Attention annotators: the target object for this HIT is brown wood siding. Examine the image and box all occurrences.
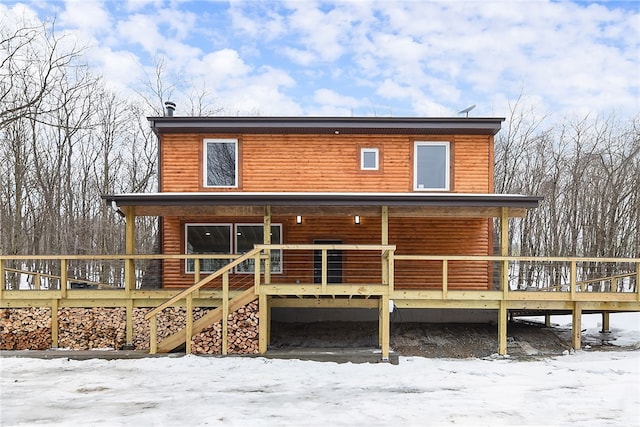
[161,215,490,290]
[453,135,491,193]
[160,133,492,193]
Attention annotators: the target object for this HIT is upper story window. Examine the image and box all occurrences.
[204,139,237,187]
[414,141,450,191]
[361,148,379,170]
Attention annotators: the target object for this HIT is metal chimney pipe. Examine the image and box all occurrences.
[164,101,176,117]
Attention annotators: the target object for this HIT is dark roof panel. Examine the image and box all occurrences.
[147,116,504,136]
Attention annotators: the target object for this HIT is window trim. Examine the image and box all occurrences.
[203,138,238,188]
[413,141,450,191]
[360,147,379,170]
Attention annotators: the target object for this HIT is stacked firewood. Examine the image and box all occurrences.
[0,308,52,350]
[0,302,259,353]
[57,308,127,350]
[191,301,260,354]
[133,307,210,350]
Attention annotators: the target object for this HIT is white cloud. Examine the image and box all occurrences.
[60,0,111,35]
[3,0,637,120]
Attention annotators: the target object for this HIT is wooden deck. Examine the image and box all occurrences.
[2,246,638,360]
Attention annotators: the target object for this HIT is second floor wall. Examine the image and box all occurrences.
[160,132,494,193]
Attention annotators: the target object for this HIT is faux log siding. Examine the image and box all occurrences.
[161,134,202,192]
[160,133,492,193]
[390,218,491,290]
[453,136,492,193]
[161,215,490,290]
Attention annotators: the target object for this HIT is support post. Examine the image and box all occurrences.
[600,311,610,333]
[570,260,577,300]
[263,205,271,285]
[51,299,59,348]
[125,299,134,348]
[59,259,67,299]
[388,249,394,294]
[572,302,582,350]
[498,300,508,355]
[442,259,448,299]
[124,207,135,294]
[636,262,640,301]
[0,258,4,295]
[545,314,551,327]
[321,249,328,293]
[380,295,390,361]
[382,206,389,291]
[258,293,268,354]
[149,315,158,354]
[185,294,193,354]
[222,272,229,355]
[500,207,509,296]
[194,258,200,298]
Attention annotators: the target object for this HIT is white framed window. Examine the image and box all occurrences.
[204,139,238,187]
[414,141,450,191]
[235,224,282,274]
[361,148,379,170]
[185,223,232,273]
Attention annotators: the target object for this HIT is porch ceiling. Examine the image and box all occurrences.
[101,192,541,218]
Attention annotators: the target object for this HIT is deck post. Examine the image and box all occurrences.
[59,259,68,298]
[600,311,610,333]
[258,293,268,354]
[222,272,229,355]
[498,300,507,355]
[545,314,551,327]
[124,207,135,294]
[570,260,577,300]
[194,259,200,298]
[636,262,640,301]
[263,205,271,285]
[149,315,158,354]
[51,298,59,348]
[125,299,134,348]
[572,302,582,350]
[185,294,193,354]
[500,207,509,295]
[380,295,390,361]
[0,258,5,296]
[442,259,448,299]
[381,206,388,244]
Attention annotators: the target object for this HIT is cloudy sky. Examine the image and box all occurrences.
[2,0,639,118]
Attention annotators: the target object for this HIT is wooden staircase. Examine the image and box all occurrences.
[157,286,258,353]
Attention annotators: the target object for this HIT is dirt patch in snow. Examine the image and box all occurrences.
[269,320,631,358]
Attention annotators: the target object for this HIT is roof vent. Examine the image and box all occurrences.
[164,101,176,117]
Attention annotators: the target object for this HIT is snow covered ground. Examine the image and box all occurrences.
[1,313,638,426]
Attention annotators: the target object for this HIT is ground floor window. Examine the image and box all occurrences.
[185,223,281,274]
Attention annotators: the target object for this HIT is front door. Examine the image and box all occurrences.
[313,240,343,284]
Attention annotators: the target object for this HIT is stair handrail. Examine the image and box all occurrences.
[144,247,263,320]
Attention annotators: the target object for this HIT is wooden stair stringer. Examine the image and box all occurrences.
[156,287,258,353]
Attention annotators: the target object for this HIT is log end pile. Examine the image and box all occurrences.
[191,301,259,354]
[1,301,259,354]
[1,308,52,350]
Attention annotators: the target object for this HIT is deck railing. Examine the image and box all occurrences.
[2,251,639,354]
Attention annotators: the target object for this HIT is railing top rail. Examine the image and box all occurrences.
[394,255,640,263]
[144,247,262,320]
[0,254,243,261]
[255,244,396,251]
